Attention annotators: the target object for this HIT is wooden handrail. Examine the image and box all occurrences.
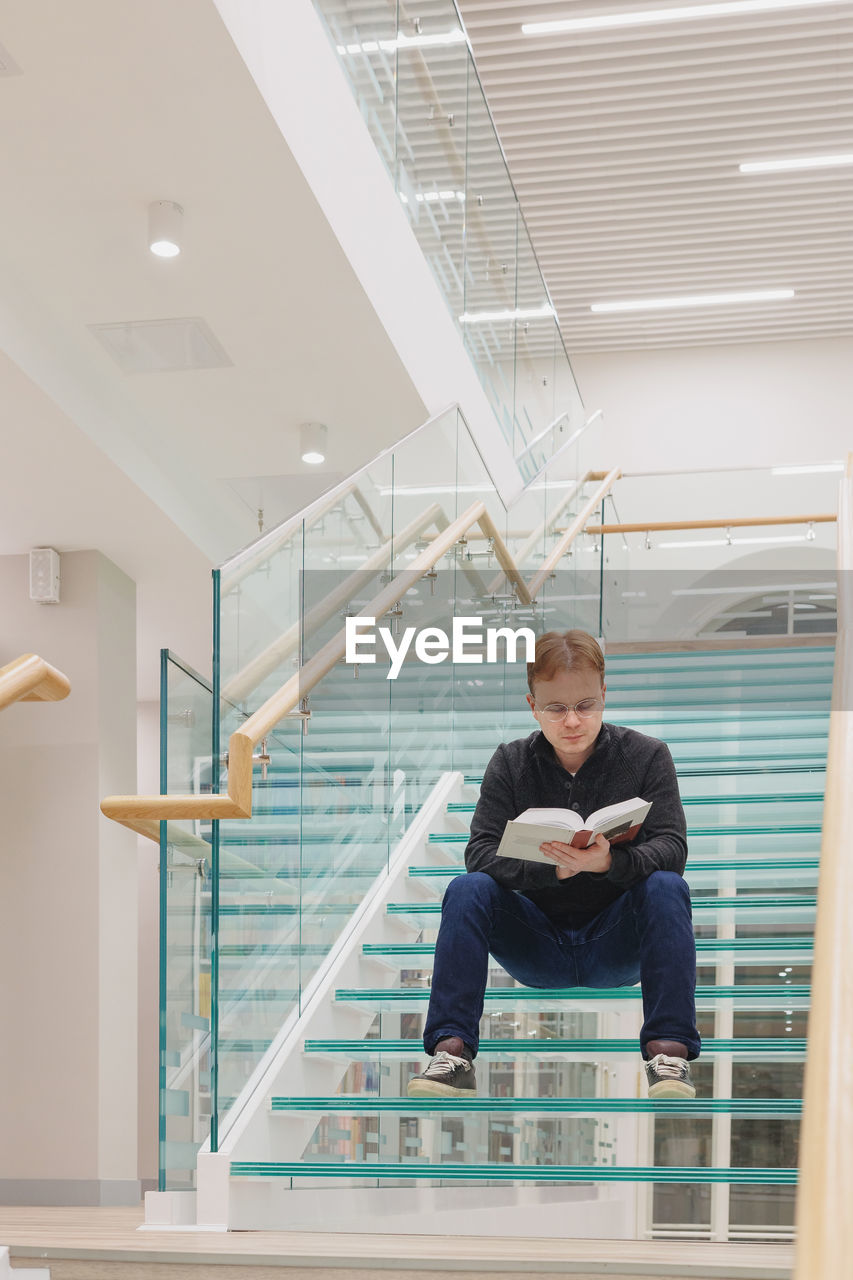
[0,654,71,712]
[220,482,384,597]
[222,502,445,706]
[101,502,490,835]
[586,513,836,535]
[793,460,853,1279]
[217,404,467,596]
[478,510,532,607]
[526,467,622,599]
[104,463,628,839]
[486,471,592,596]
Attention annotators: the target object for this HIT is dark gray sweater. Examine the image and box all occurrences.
[464,724,688,926]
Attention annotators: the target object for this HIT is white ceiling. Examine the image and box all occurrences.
[456,0,853,350]
[0,0,427,559]
[0,0,429,692]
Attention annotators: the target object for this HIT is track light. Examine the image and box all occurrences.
[300,422,327,465]
[740,152,853,174]
[522,0,845,36]
[591,288,794,313]
[148,201,183,258]
[458,305,557,324]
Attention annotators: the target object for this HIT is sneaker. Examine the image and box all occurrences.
[645,1053,696,1099]
[407,1051,477,1099]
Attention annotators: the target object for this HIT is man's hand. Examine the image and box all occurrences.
[540,833,612,880]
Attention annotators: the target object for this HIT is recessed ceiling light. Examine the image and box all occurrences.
[459,304,556,324]
[300,422,327,465]
[148,200,183,258]
[740,153,853,173]
[522,0,844,35]
[590,288,795,312]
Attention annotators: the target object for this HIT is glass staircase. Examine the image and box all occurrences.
[216,649,825,1238]
[155,412,832,1235]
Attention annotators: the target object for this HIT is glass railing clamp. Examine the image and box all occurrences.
[167,708,195,727]
[387,602,404,635]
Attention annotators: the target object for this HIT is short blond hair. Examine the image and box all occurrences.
[527,630,605,695]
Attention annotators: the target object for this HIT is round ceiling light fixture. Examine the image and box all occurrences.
[148,200,183,258]
[300,422,327,465]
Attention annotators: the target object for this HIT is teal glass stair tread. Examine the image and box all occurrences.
[428,826,822,844]
[269,1096,802,1116]
[230,1161,797,1185]
[675,762,825,777]
[335,984,810,1003]
[409,858,820,877]
[569,671,831,692]
[445,794,825,812]
[363,936,815,957]
[217,903,368,916]
[218,832,390,846]
[209,989,299,1002]
[249,805,413,818]
[218,943,340,958]
[219,1039,274,1054]
[304,1037,806,1056]
[215,904,361,917]
[601,653,833,673]
[219,869,378,881]
[388,895,817,913]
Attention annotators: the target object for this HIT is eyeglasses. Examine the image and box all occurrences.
[535,698,603,722]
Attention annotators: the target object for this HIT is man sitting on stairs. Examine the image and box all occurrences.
[409,628,700,1101]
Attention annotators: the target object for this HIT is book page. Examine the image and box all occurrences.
[586,797,648,828]
[511,807,583,832]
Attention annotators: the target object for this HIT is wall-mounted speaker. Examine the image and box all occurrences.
[29,547,61,604]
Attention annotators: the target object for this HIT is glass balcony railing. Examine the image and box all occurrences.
[312,0,588,481]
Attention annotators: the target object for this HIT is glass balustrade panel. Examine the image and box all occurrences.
[598,468,838,648]
[159,651,216,1191]
[317,3,398,171]
[311,0,587,480]
[394,3,468,325]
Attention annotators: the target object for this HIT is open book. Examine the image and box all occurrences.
[496,797,652,864]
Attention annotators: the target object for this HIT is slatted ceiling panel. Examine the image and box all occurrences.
[322,1,853,350]
[454,0,853,349]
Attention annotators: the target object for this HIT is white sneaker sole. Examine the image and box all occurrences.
[648,1080,696,1099]
[406,1079,477,1099]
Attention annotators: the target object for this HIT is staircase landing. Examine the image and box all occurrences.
[1,1207,793,1279]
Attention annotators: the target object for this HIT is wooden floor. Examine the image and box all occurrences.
[0,1207,794,1280]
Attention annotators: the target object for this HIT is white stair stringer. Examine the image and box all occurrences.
[0,1246,49,1279]
[191,771,464,1230]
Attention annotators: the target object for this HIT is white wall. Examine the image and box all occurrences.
[136,700,160,1186]
[0,550,140,1205]
[572,336,853,475]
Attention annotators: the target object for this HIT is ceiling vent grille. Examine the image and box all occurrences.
[89,317,233,374]
[0,42,22,75]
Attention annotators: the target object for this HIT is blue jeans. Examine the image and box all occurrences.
[423,870,700,1060]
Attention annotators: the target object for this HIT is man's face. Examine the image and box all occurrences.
[526,664,605,770]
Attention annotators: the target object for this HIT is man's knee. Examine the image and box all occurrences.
[442,870,504,911]
[635,870,690,905]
